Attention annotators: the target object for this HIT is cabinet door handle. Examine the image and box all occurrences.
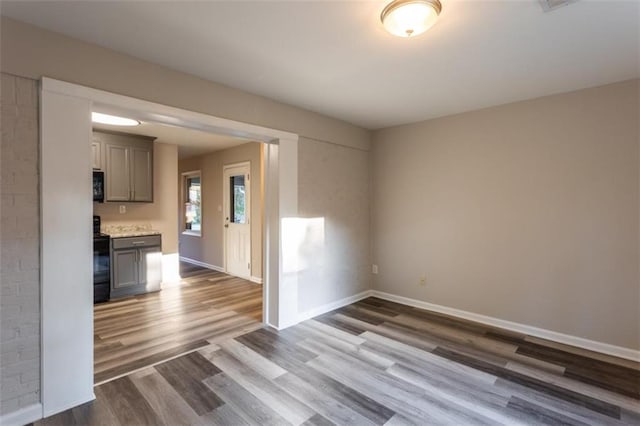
[132,241,146,245]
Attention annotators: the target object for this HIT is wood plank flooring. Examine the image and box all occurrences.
[179,262,216,278]
[93,263,263,384]
[40,297,639,425]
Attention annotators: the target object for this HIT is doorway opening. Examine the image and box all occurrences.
[40,78,299,417]
[177,143,264,286]
[90,117,267,384]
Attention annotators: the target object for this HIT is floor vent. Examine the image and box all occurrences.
[539,0,578,12]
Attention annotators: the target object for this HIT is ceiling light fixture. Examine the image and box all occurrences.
[91,112,140,126]
[381,0,442,38]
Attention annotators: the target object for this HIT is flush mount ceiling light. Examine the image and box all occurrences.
[381,0,442,37]
[91,112,140,126]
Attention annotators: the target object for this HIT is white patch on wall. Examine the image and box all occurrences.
[539,0,578,12]
[161,253,181,285]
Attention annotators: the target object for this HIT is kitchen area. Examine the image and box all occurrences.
[88,110,264,384]
[93,216,163,303]
[91,115,166,304]
[90,110,262,306]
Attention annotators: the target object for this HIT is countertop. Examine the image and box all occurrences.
[107,230,161,238]
[102,224,161,239]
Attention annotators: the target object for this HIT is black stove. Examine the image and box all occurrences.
[93,217,110,303]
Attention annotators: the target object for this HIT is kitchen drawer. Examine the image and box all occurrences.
[110,234,162,300]
[112,235,161,250]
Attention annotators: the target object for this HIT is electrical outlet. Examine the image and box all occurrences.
[372,264,378,274]
[419,275,427,286]
[119,205,126,214]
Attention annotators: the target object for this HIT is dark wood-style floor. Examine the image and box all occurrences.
[93,262,263,384]
[39,297,639,425]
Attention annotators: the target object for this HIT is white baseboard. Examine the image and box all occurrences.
[179,256,224,273]
[267,320,304,331]
[180,257,262,284]
[263,291,373,330]
[370,290,640,362]
[43,393,95,420]
[297,290,373,324]
[0,403,42,426]
[265,289,639,361]
[265,322,281,331]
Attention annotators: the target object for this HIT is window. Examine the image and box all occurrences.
[230,175,247,224]
[183,171,201,235]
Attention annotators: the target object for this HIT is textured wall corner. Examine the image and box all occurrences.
[0,73,41,415]
[297,137,371,313]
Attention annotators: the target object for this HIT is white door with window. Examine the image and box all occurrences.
[224,162,251,279]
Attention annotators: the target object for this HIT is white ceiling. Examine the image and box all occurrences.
[92,115,251,160]
[2,1,638,129]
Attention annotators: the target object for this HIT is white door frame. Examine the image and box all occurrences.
[40,77,300,418]
[222,161,251,278]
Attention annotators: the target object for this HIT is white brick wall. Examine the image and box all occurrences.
[0,73,41,415]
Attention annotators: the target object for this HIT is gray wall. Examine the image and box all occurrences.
[0,17,370,151]
[372,79,639,350]
[178,142,264,279]
[298,137,371,313]
[2,13,637,421]
[0,18,373,417]
[0,73,40,415]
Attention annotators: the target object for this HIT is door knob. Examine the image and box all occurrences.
[224,224,229,228]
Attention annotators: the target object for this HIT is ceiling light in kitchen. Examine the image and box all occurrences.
[381,0,442,37]
[91,112,140,126]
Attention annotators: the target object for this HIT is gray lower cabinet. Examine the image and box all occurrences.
[138,246,163,287]
[111,235,162,299]
[112,249,138,290]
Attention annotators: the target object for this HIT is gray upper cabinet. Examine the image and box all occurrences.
[91,139,103,170]
[94,130,155,202]
[130,146,153,202]
[105,143,131,201]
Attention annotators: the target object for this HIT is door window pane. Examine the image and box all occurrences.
[185,175,201,231]
[230,175,246,224]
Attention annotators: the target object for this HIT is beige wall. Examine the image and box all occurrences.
[1,17,372,321]
[0,73,41,415]
[298,137,371,312]
[0,17,370,151]
[178,143,263,279]
[0,24,373,407]
[94,141,179,255]
[5,15,637,422]
[372,79,640,350]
